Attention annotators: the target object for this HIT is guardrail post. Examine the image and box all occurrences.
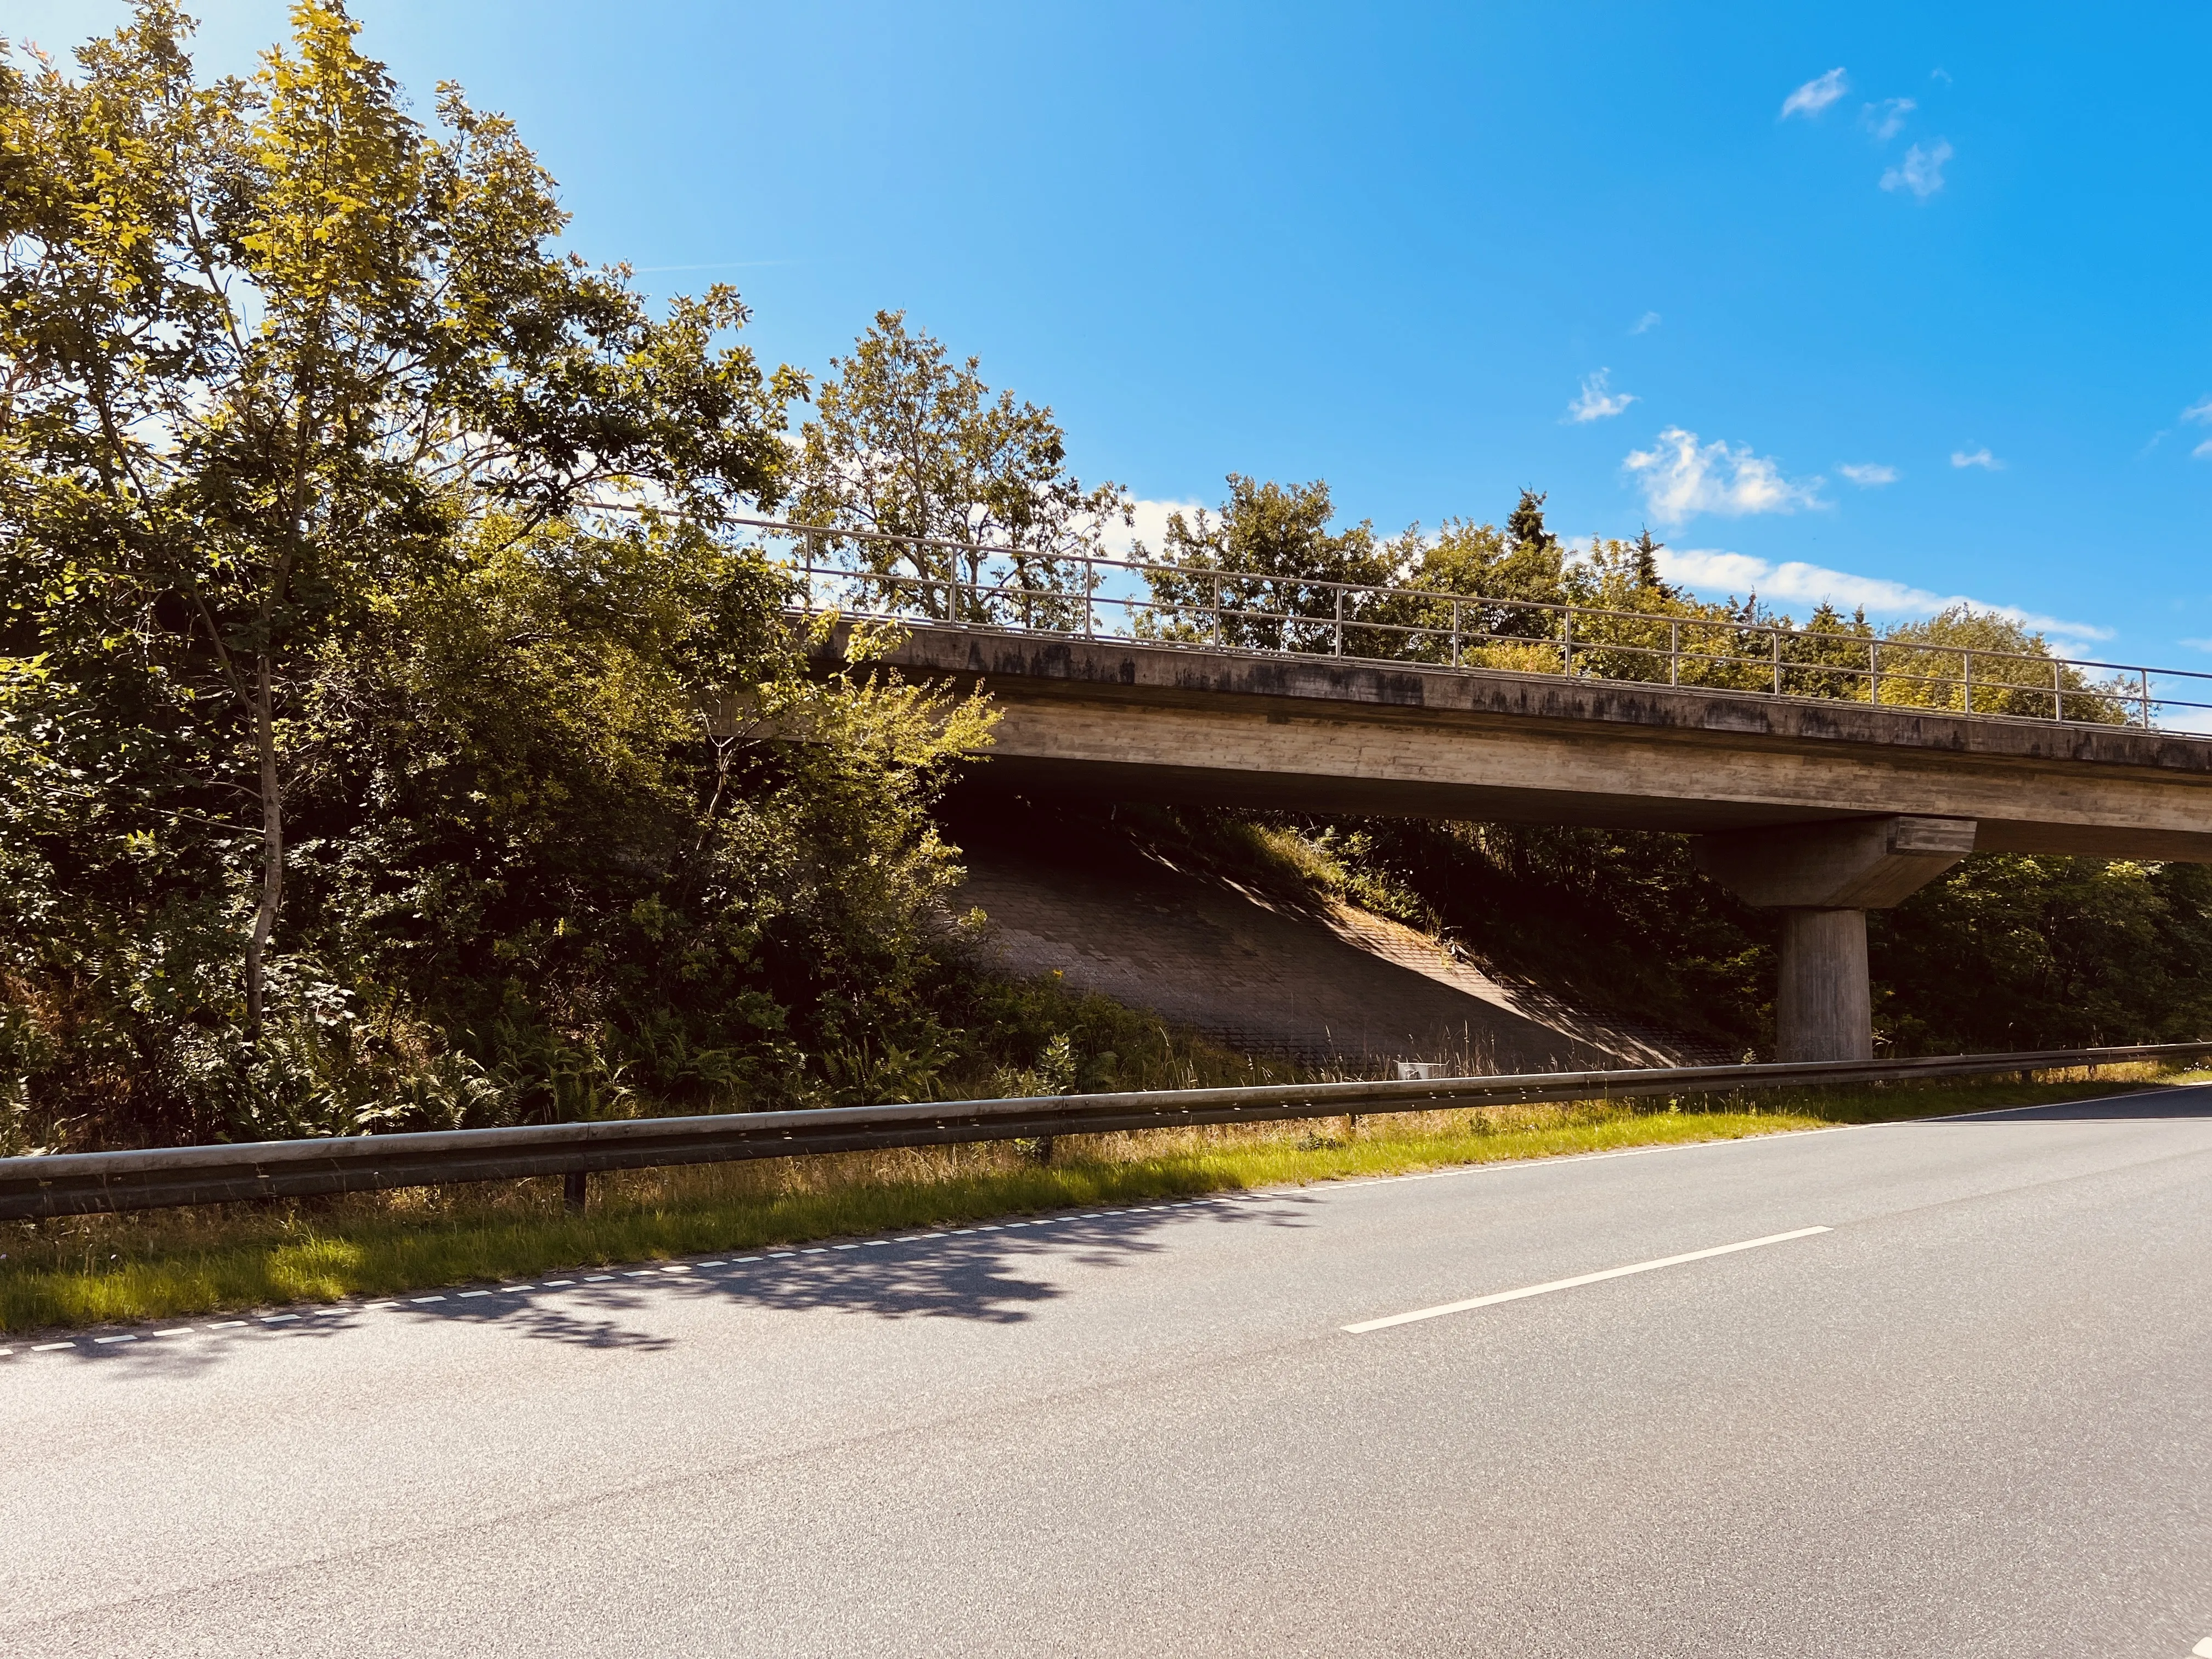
[1451,599,1462,668]
[1871,640,1881,707]
[1211,573,1222,646]
[1334,586,1344,656]
[1961,649,1973,714]
[1669,619,1680,686]
[2142,668,2153,728]
[2051,658,2062,721]
[1771,629,1782,695]
[1561,607,1574,676]
[1084,556,1095,640]
[564,1170,589,1214]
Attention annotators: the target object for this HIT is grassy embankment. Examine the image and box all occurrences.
[3,1064,2191,1335]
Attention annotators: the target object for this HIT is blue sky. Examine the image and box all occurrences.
[19,2,2212,662]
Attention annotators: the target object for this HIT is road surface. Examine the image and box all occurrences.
[6,1090,2211,1656]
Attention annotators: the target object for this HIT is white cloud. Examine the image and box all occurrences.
[2197,438,2212,460]
[1781,68,1848,119]
[1107,496,1206,556]
[1566,369,1637,424]
[1863,98,1916,141]
[1881,138,1953,198]
[1950,447,2003,470]
[1837,462,1900,487]
[1658,546,2112,641]
[2182,396,2212,424]
[1623,427,1827,525]
[1630,311,1661,335]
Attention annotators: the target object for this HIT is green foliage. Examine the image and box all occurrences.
[791,309,1127,624]
[1139,475,1409,653]
[0,8,1036,1152]
[0,1,800,1038]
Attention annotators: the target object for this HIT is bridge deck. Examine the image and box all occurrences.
[866,625,2212,860]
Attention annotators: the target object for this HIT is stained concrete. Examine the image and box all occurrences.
[955,840,1729,1074]
[842,628,2212,860]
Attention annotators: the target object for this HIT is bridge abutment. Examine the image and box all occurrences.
[1693,816,1977,1062]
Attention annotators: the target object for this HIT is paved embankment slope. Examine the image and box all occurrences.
[955,836,1725,1069]
[7,1090,2209,1655]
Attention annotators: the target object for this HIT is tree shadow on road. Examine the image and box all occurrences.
[30,1194,1317,1380]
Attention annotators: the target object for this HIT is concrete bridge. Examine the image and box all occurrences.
[861,625,2212,1064]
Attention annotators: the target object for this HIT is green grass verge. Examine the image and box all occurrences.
[2,1068,2189,1335]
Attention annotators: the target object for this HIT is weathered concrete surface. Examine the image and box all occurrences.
[1774,909,1875,1062]
[955,844,1728,1071]
[862,629,2212,861]
[1692,815,1978,909]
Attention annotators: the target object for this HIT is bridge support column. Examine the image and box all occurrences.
[1773,907,1872,1061]
[1693,816,1977,1063]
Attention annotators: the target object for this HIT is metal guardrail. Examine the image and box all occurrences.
[682,515,2212,733]
[5,1042,2207,1221]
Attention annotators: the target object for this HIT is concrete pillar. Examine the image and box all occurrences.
[1693,816,1976,1063]
[1773,908,1872,1060]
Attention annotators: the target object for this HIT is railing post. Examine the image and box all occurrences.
[1334,586,1344,656]
[2142,667,2154,728]
[1772,628,1782,695]
[1669,619,1679,686]
[2051,658,2062,721]
[563,1170,589,1214]
[1451,599,1462,668]
[1084,556,1095,640]
[1561,607,1574,677]
[1870,639,1881,707]
[1961,648,1973,714]
[1212,573,1222,646]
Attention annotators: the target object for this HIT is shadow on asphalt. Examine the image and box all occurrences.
[1904,1083,2212,1124]
[28,1193,1319,1378]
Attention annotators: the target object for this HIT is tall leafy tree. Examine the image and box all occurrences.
[1142,475,1405,651]
[790,310,1127,622]
[0,2,795,1031]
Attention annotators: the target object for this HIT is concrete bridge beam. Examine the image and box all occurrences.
[1693,816,1977,1062]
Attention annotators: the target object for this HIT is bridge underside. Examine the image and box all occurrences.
[973,751,2212,858]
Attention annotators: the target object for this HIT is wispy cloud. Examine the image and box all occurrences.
[1862,97,1916,141]
[1659,548,2111,640]
[1881,139,1953,198]
[1566,369,1637,424]
[1837,462,1900,487]
[1630,311,1661,335]
[1623,428,1827,525]
[1950,447,2003,471]
[2185,399,2212,459]
[1781,68,1848,119]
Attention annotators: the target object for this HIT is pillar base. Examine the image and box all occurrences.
[1775,907,1871,1062]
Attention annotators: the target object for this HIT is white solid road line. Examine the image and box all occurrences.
[2192,1639,2212,1658]
[1342,1226,1833,1334]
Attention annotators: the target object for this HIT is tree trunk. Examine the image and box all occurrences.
[244,651,284,1040]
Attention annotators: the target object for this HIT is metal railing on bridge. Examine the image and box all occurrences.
[687,515,2212,734]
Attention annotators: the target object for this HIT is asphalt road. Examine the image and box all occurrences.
[7,1091,2211,1657]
